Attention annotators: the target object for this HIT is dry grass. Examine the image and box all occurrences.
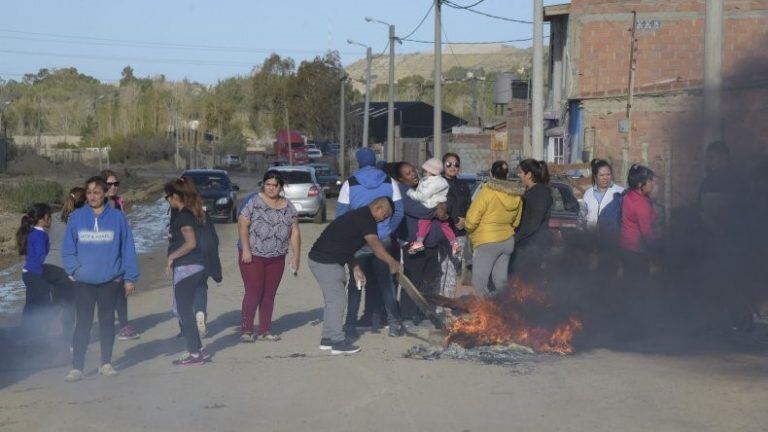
[0,179,64,213]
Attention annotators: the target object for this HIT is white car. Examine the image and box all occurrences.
[306,147,322,160]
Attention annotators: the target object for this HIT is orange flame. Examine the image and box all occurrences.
[447,278,583,354]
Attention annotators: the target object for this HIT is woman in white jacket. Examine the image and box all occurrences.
[581,159,624,230]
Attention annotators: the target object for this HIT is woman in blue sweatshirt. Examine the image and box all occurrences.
[62,176,139,382]
[16,203,53,335]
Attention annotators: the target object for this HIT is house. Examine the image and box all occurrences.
[543,0,768,207]
[348,101,466,165]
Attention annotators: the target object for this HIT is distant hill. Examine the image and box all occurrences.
[344,44,532,86]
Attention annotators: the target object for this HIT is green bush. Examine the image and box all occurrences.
[0,180,64,213]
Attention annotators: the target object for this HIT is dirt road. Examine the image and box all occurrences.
[1,175,767,432]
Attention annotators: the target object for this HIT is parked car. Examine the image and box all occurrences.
[266,165,327,224]
[308,163,341,196]
[182,169,240,223]
[221,154,241,168]
[306,147,323,160]
[466,175,581,257]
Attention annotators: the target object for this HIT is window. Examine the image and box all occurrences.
[548,136,565,164]
[271,170,312,184]
[188,174,229,190]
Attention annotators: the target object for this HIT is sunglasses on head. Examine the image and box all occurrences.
[444,162,460,168]
[107,181,120,187]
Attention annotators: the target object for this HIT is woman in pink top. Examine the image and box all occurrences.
[619,164,658,281]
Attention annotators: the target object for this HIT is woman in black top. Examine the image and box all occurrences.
[511,159,553,280]
[164,177,209,366]
[439,153,471,299]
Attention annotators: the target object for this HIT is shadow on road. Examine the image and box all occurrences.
[203,308,324,355]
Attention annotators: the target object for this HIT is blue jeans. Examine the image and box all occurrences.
[345,249,401,328]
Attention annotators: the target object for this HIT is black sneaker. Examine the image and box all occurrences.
[330,340,361,355]
[388,323,405,337]
[343,325,359,340]
[319,338,333,350]
[355,314,373,329]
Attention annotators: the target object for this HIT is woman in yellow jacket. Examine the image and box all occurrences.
[464,161,523,297]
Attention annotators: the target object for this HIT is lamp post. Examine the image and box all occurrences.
[365,17,400,162]
[347,39,372,148]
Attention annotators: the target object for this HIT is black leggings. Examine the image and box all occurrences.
[115,285,128,327]
[72,281,120,370]
[401,246,440,320]
[175,270,205,354]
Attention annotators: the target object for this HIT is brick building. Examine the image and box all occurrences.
[544,0,768,208]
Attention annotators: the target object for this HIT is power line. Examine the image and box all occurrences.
[444,0,487,9]
[442,0,532,24]
[0,71,120,82]
[401,37,536,44]
[0,48,258,68]
[400,2,435,41]
[0,28,365,56]
[441,24,464,71]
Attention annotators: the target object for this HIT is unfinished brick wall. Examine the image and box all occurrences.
[571,0,767,98]
[567,0,768,208]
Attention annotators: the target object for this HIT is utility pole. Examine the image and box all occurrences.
[531,0,544,160]
[173,104,180,169]
[433,0,443,158]
[704,0,724,147]
[347,39,373,149]
[363,46,372,148]
[339,75,347,180]
[388,24,396,162]
[285,105,293,166]
[366,17,400,162]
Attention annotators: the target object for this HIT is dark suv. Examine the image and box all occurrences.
[182,169,240,223]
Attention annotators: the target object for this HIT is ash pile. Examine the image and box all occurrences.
[404,342,535,367]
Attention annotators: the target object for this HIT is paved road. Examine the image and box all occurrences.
[1,176,767,432]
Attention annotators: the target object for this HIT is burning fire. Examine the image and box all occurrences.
[447,278,583,354]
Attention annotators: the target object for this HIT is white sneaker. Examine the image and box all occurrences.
[196,311,207,338]
[65,369,84,382]
[98,363,118,377]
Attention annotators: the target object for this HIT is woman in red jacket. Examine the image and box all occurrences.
[619,164,658,281]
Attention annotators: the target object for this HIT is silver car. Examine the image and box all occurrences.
[266,165,327,224]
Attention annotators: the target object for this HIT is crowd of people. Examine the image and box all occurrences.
[14,140,759,379]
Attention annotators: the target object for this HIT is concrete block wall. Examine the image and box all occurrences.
[447,133,524,175]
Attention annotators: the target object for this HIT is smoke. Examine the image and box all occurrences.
[536,38,768,355]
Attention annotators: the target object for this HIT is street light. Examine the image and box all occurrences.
[365,17,401,162]
[347,39,372,148]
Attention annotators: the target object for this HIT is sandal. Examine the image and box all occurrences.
[258,333,281,342]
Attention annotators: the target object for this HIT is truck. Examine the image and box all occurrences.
[272,130,308,165]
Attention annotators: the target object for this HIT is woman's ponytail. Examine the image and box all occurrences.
[16,203,52,255]
[538,160,550,185]
[61,187,86,223]
[519,159,550,185]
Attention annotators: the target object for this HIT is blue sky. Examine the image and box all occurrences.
[1,0,563,84]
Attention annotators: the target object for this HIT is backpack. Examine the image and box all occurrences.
[597,191,625,245]
[197,217,223,283]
